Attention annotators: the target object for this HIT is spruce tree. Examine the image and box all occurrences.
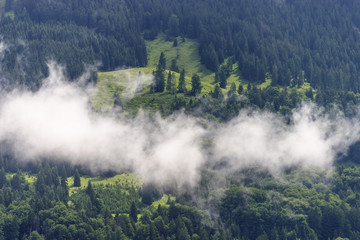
[0,167,7,189]
[191,74,202,96]
[178,69,186,93]
[238,84,243,94]
[86,181,95,201]
[212,84,224,101]
[166,71,173,92]
[170,59,179,72]
[130,201,138,223]
[74,169,81,187]
[155,52,166,92]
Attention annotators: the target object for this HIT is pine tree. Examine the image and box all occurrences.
[86,181,95,200]
[158,52,166,72]
[0,167,7,189]
[73,169,81,187]
[170,59,179,72]
[238,84,243,94]
[166,71,173,92]
[212,84,224,101]
[219,70,227,89]
[11,173,21,190]
[178,69,186,93]
[171,72,177,94]
[130,201,138,223]
[191,74,202,96]
[155,53,166,92]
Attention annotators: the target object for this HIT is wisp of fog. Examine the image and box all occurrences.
[0,62,359,187]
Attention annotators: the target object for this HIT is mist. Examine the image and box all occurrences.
[0,63,360,187]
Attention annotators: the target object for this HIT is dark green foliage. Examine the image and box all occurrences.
[2,160,360,239]
[2,0,360,92]
[168,14,179,39]
[154,53,166,92]
[238,84,243,95]
[166,71,173,92]
[170,59,179,72]
[73,170,81,187]
[130,202,138,223]
[10,173,21,190]
[173,38,178,47]
[0,168,7,189]
[29,231,44,240]
[212,84,224,101]
[177,69,186,93]
[191,74,202,96]
[141,184,161,205]
[158,52,166,72]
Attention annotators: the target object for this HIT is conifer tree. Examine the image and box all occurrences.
[212,84,224,101]
[166,71,173,92]
[130,201,138,223]
[178,69,186,93]
[0,167,7,189]
[191,74,202,96]
[155,52,166,92]
[74,169,81,187]
[238,84,243,95]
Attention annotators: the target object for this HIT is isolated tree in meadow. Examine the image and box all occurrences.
[154,52,166,92]
[74,169,81,187]
[178,69,186,93]
[170,59,179,72]
[167,71,173,92]
[158,52,166,72]
[191,74,202,96]
[219,70,227,89]
[172,72,177,93]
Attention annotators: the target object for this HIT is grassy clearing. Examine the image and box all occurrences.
[68,173,141,196]
[94,34,315,112]
[5,173,15,181]
[146,34,211,79]
[151,194,176,208]
[24,174,36,184]
[95,34,242,112]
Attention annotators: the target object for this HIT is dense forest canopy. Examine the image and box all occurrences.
[2,0,360,91]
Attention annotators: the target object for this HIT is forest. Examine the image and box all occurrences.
[2,0,360,92]
[2,0,360,239]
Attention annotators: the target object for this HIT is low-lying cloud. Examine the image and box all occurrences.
[0,63,359,187]
[214,106,360,175]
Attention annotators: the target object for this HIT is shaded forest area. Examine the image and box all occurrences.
[2,0,360,92]
[2,151,360,239]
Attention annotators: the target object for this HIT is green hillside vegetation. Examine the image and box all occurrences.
[94,35,256,110]
[94,34,317,117]
[146,34,211,79]
[68,173,141,196]
[4,158,360,239]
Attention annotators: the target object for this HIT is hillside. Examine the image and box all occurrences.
[2,0,360,92]
[3,0,360,239]
[93,34,317,117]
